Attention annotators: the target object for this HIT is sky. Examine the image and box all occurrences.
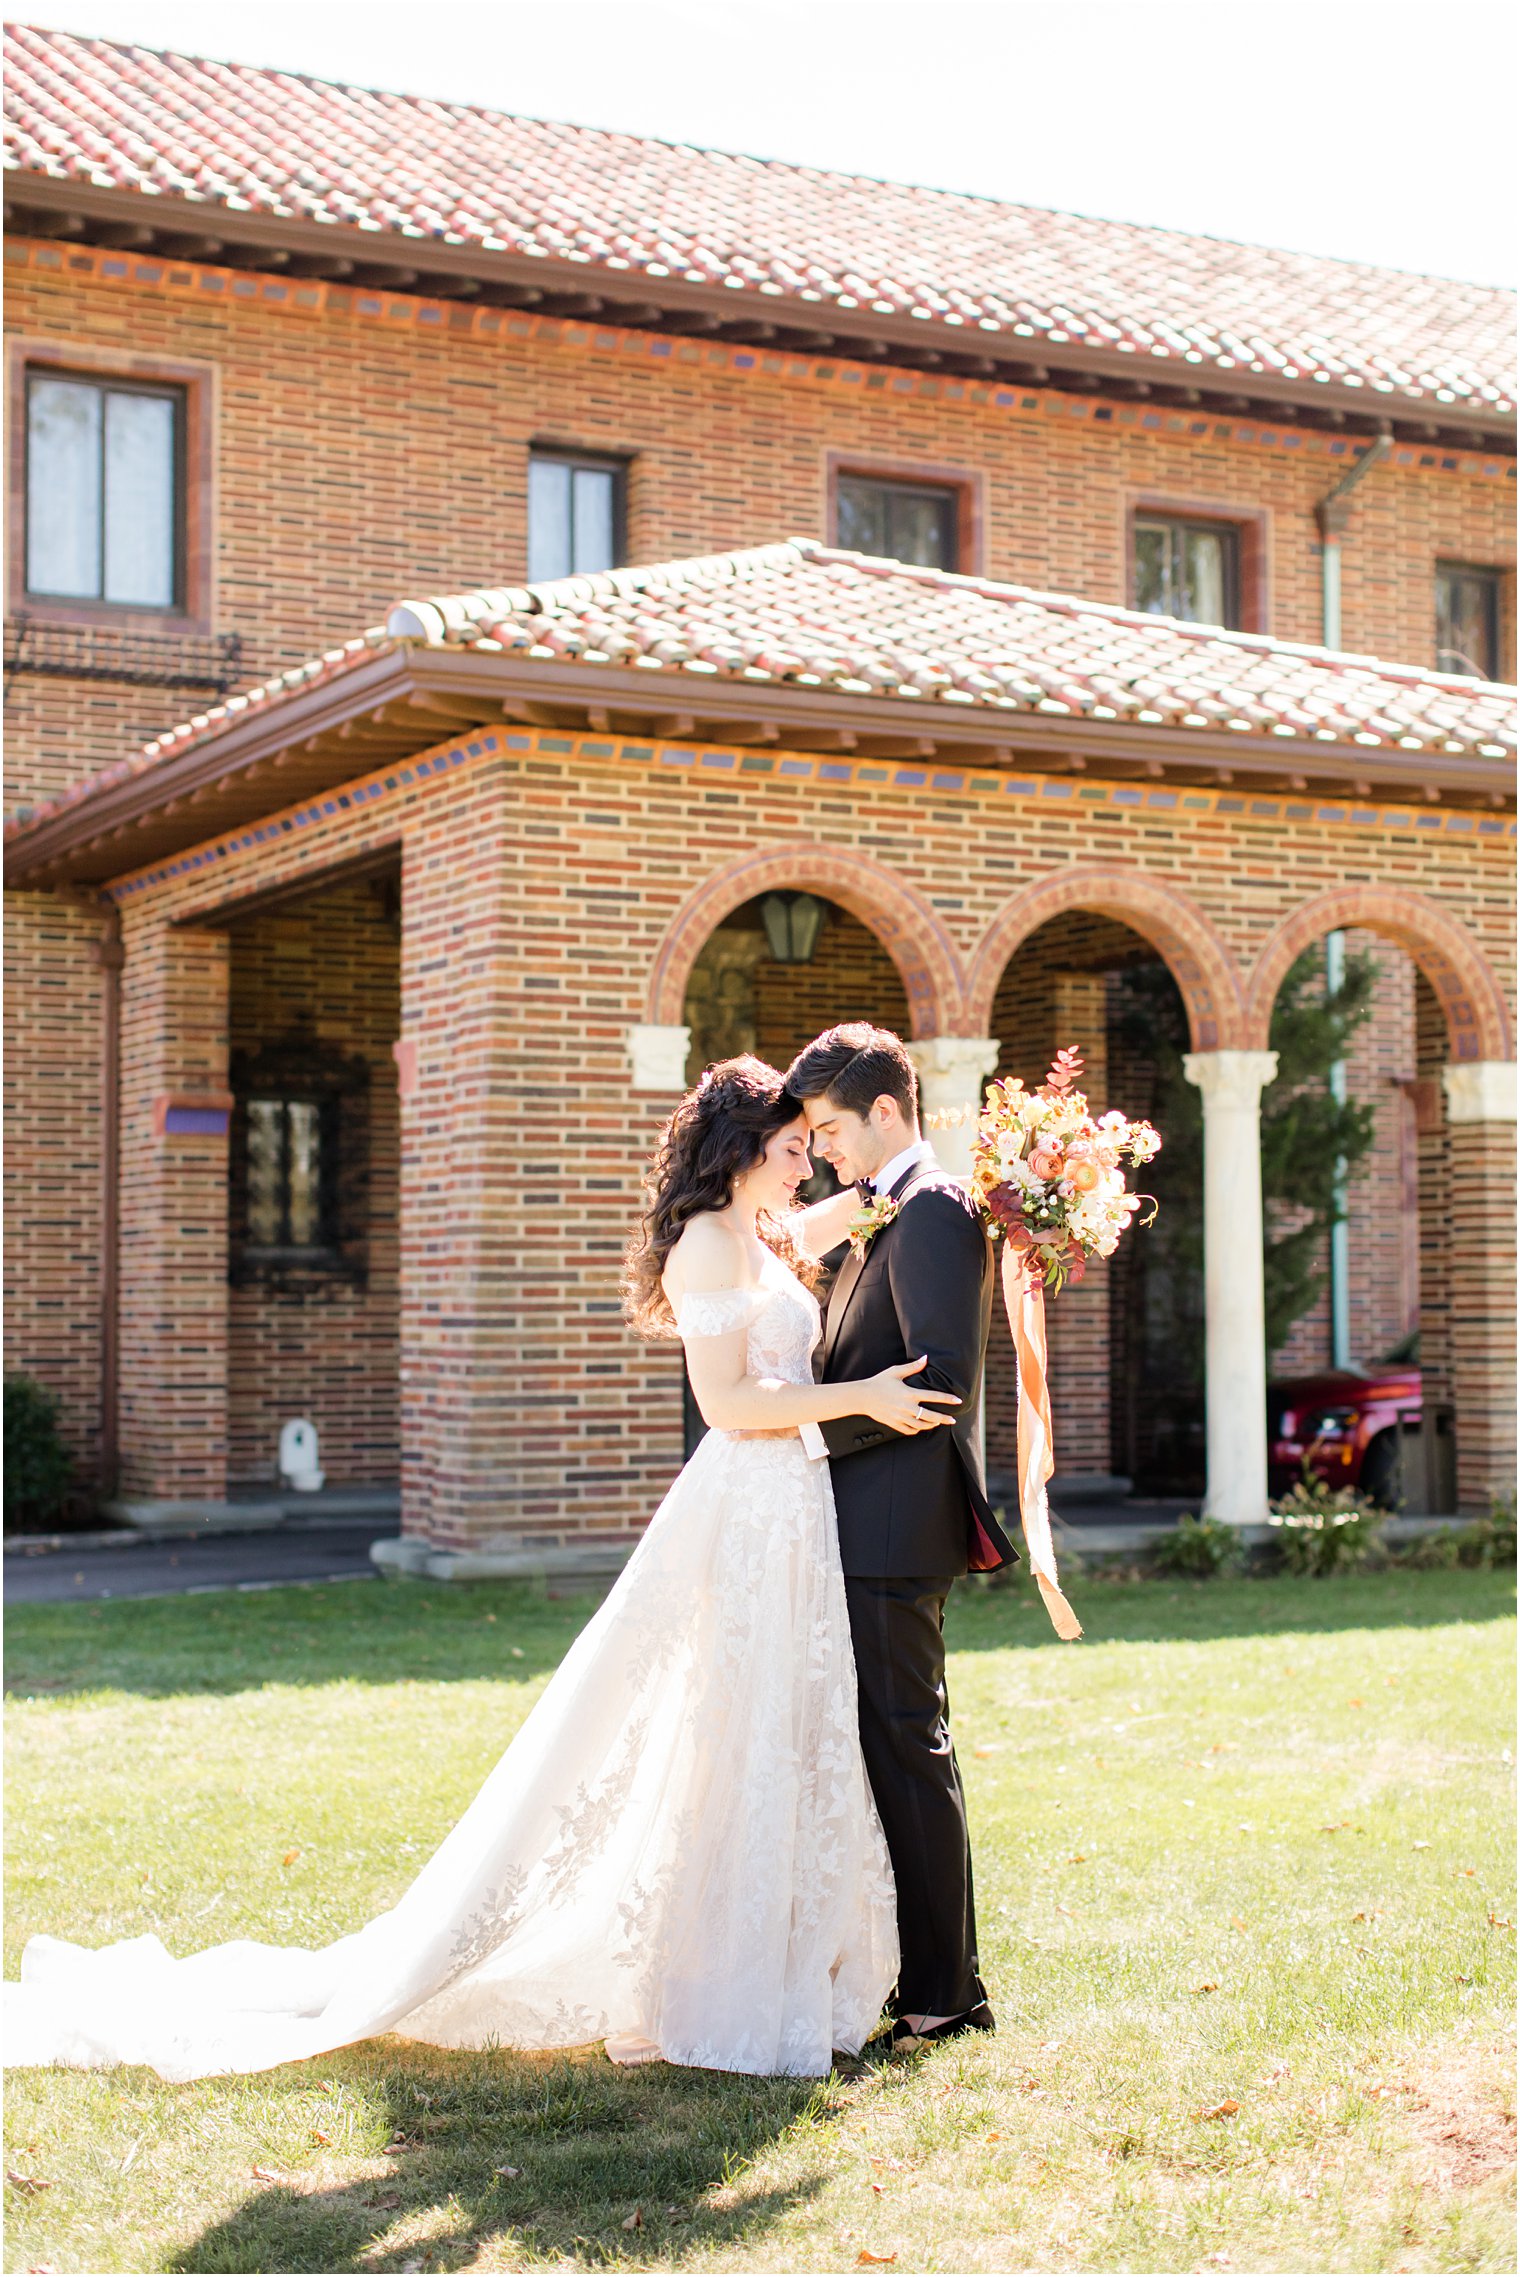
[14,0,1518,289]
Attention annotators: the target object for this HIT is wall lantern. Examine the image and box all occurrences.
[760,891,827,964]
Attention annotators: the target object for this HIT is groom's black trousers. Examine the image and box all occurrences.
[843,1573,986,2020]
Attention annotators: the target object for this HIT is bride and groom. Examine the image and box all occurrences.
[7,1022,1018,2083]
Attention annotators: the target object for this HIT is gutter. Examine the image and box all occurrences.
[1315,431,1394,648]
[5,642,1513,890]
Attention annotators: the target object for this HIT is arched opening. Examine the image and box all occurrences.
[681,893,911,1088]
[1256,930,1457,1514]
[983,911,1204,1504]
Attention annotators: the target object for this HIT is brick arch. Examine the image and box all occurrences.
[1243,887,1513,1064]
[647,844,966,1039]
[965,864,1245,1050]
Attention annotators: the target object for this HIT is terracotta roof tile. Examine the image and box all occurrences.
[7,544,1512,853]
[379,542,1516,761]
[5,21,1512,415]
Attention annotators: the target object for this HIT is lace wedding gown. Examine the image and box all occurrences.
[5,1260,898,2082]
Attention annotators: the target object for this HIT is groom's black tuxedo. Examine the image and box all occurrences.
[815,1151,1016,2021]
[816,1157,1017,1578]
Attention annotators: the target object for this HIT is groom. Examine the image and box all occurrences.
[785,1023,1017,2046]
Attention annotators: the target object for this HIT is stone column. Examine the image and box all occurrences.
[907,1035,1000,1178]
[115,913,232,1505]
[1441,1061,1517,1515]
[1183,1049,1279,1525]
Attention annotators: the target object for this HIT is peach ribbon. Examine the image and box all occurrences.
[1000,1242,1084,1641]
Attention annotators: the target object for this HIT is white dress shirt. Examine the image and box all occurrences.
[800,1135,935,1459]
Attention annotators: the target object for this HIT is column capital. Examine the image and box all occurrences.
[1183,1048,1279,1107]
[628,1023,691,1094]
[1442,1060,1517,1125]
[906,1034,1001,1087]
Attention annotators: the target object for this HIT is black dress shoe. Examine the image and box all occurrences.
[890,2001,996,2048]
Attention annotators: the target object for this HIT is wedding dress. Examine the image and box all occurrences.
[5,1258,899,2082]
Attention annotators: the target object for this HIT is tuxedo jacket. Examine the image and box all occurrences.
[816,1156,1019,1579]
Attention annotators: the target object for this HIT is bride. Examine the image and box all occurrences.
[5,1056,957,2082]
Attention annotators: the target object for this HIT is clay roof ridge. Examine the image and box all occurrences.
[389,538,1520,700]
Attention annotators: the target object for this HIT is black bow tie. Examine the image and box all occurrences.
[854,1177,876,1203]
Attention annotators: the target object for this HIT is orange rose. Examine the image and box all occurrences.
[1068,1161,1100,1193]
[1029,1148,1064,1180]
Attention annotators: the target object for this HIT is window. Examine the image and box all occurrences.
[1133,515,1240,628]
[229,1039,370,1286]
[1435,564,1501,680]
[528,451,623,582]
[836,473,958,570]
[25,370,182,609]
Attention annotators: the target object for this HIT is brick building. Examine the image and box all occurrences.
[4,25,1514,1565]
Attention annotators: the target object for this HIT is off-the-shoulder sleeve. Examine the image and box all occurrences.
[675,1287,763,1341]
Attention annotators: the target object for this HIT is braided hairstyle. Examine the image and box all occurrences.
[622,1054,820,1337]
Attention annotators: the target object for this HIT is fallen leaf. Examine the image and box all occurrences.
[985,2132,1002,2143]
[250,2165,282,2183]
[6,2173,52,2194]
[1055,1903,1075,1917]
[1348,1697,1364,1708]
[510,1646,525,1659]
[495,2165,521,2179]
[1455,1866,1475,1878]
[1193,1981,1219,1994]
[1487,1910,1513,1930]
[1265,2061,1292,2081]
[621,2208,643,2232]
[1229,1914,1249,1931]
[1198,2099,1240,2121]
[1412,1841,1431,1851]
[1067,1854,1087,1865]
[309,2128,332,2147]
[858,2254,898,2267]
[366,2193,401,2211]
[1455,1973,1473,1985]
[281,1849,300,1867]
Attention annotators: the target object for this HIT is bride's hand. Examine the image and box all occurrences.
[862,1359,960,1434]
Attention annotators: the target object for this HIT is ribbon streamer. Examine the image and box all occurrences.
[1000,1242,1083,1641]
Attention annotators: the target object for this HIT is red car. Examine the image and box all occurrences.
[1268,1348,1420,1507]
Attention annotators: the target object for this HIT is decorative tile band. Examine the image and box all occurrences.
[106,723,1515,906]
[11,238,1513,486]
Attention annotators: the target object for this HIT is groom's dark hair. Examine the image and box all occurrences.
[785,1023,919,1124]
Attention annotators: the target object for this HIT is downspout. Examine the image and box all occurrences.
[1313,430,1389,1368]
[1314,426,1393,649]
[91,899,124,1499]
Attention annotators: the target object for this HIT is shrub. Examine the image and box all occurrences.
[1267,1468,1386,1576]
[1150,1513,1243,1578]
[3,1374,75,1534]
[1395,1499,1517,1571]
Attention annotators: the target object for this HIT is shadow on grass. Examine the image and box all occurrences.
[4,1567,1513,1706]
[166,2041,838,2275]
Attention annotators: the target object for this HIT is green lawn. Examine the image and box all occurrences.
[4,1567,1514,2275]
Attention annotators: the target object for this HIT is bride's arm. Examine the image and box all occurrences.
[788,1186,857,1258]
[669,1219,953,1437]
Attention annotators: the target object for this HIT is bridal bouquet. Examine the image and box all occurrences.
[969,1046,1161,1292]
[967,1047,1161,1644]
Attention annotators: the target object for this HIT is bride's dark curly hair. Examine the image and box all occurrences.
[623,1054,820,1337]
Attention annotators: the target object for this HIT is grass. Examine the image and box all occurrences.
[4,1565,1514,2275]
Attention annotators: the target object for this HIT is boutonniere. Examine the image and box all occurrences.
[848,1191,902,1260]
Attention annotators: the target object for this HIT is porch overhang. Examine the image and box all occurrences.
[5,638,1515,891]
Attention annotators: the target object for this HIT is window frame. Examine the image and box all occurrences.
[1434,560,1502,681]
[1125,495,1269,634]
[826,454,982,576]
[8,341,217,633]
[526,446,628,583]
[23,366,187,613]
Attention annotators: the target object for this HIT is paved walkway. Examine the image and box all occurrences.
[5,1520,385,1605]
